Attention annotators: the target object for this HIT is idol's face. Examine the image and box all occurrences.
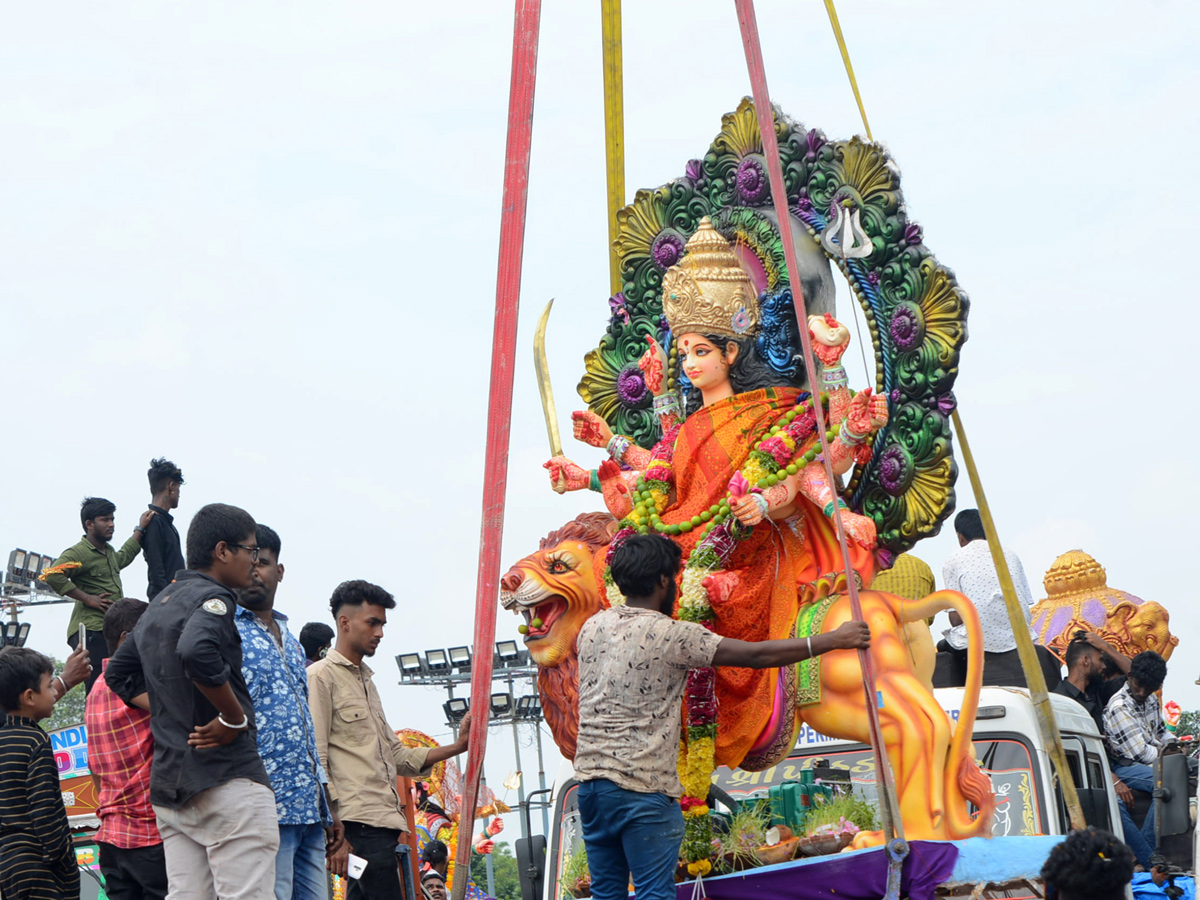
[679,334,733,392]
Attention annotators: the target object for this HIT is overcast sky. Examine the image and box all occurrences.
[4,0,1198,828]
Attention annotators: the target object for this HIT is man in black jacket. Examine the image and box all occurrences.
[107,502,279,900]
[143,458,186,600]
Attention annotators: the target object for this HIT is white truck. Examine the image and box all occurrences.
[517,687,1191,900]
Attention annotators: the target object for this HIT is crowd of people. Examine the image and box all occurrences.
[0,462,1187,900]
[0,459,468,900]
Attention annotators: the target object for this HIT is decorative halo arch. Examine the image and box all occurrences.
[577,98,968,557]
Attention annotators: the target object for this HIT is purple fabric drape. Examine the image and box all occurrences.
[677,840,959,900]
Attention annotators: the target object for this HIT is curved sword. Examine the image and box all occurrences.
[533,299,567,493]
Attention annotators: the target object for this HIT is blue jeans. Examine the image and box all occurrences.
[1113,763,1156,866]
[578,780,684,900]
[276,823,329,900]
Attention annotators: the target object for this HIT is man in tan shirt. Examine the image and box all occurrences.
[309,580,470,900]
[575,536,870,900]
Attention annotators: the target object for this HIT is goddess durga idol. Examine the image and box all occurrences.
[544,217,889,768]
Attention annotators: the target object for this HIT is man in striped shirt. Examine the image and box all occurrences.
[85,598,167,900]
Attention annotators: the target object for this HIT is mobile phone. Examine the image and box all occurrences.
[78,624,87,649]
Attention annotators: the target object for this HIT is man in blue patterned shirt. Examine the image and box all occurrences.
[237,524,345,900]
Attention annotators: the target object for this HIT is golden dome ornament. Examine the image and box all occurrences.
[1030,549,1179,662]
[661,217,760,339]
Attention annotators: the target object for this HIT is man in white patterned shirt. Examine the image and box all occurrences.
[574,535,870,900]
[938,509,1036,656]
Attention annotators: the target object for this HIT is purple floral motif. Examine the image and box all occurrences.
[875,548,896,571]
[877,445,913,496]
[686,159,703,181]
[651,231,686,270]
[890,389,902,404]
[793,195,814,215]
[617,366,648,405]
[608,292,630,326]
[866,271,881,287]
[889,303,924,352]
[904,222,923,246]
[805,128,826,160]
[936,392,957,415]
[735,156,769,204]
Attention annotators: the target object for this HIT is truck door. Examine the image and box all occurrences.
[1053,736,1113,833]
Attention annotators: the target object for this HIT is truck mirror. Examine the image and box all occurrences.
[516,835,547,900]
[1156,753,1192,838]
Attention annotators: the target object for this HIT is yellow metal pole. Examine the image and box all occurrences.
[823,0,874,141]
[952,410,1086,831]
[600,0,625,296]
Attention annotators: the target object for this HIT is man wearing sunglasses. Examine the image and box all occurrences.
[107,503,279,900]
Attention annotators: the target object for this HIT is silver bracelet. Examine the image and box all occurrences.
[652,393,682,418]
[838,419,867,447]
[821,365,848,388]
[806,636,813,659]
[53,675,68,695]
[218,712,249,730]
[606,434,631,462]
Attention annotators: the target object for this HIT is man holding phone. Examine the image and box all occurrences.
[309,580,470,900]
[44,497,154,693]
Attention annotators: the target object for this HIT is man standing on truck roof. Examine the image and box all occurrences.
[1103,650,1170,868]
[573,535,871,900]
[45,497,156,693]
[1053,633,1149,863]
[937,509,1037,658]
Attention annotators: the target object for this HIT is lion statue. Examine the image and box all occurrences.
[500,513,995,843]
[498,512,619,758]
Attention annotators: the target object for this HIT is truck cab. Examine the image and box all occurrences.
[527,687,1126,900]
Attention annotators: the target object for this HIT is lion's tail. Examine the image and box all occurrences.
[899,590,995,840]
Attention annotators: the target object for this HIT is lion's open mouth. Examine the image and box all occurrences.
[521,597,567,642]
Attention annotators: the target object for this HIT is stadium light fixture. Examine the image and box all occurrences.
[448,646,472,670]
[516,694,541,720]
[443,697,470,724]
[396,653,423,675]
[2,621,30,647]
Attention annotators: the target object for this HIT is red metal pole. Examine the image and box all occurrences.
[451,3,542,899]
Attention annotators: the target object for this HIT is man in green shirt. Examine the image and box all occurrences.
[44,497,154,692]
